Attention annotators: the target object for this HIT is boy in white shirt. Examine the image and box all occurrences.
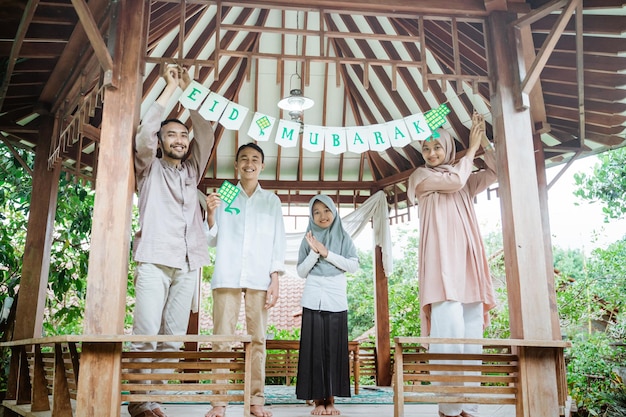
[204,143,286,417]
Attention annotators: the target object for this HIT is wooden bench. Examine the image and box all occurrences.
[0,334,252,417]
[393,337,572,417]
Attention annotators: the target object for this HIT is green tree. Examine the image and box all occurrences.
[346,249,375,340]
[574,149,626,221]
[0,144,137,336]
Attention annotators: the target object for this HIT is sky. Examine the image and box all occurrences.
[351,155,626,255]
[473,155,626,255]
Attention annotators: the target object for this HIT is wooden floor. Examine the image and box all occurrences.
[3,400,516,417]
[119,403,516,417]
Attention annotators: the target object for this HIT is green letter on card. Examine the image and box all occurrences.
[411,120,425,134]
[228,108,239,120]
[186,88,202,102]
[282,128,295,141]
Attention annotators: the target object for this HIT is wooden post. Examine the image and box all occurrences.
[488,11,562,417]
[373,245,391,386]
[75,1,146,416]
[13,115,61,340]
[534,135,561,340]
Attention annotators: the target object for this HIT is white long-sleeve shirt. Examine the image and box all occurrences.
[207,183,286,290]
[297,250,359,312]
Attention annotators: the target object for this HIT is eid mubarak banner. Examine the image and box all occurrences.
[179,80,450,153]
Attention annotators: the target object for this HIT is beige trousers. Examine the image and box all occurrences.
[211,287,268,407]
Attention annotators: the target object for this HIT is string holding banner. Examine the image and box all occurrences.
[179,80,450,154]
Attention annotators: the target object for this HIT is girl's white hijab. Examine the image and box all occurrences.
[407,128,456,204]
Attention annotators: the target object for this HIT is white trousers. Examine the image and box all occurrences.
[429,301,483,417]
[128,262,198,417]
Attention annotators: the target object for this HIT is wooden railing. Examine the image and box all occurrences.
[392,337,572,417]
[0,335,252,417]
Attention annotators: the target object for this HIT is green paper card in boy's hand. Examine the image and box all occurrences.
[218,180,239,204]
[218,180,240,214]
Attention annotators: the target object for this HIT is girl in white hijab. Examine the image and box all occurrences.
[295,194,359,416]
[407,111,497,417]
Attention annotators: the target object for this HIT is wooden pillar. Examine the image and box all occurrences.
[534,136,561,340]
[75,1,146,416]
[373,245,391,386]
[13,115,61,340]
[488,11,561,417]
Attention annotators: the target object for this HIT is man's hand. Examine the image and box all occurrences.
[179,66,192,91]
[163,64,180,87]
[156,64,181,107]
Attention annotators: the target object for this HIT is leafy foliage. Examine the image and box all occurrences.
[346,250,376,340]
[574,149,626,221]
[566,332,623,415]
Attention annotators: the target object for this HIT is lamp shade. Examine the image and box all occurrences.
[277,89,314,112]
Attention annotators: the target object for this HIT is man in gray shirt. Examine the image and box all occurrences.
[128,65,215,417]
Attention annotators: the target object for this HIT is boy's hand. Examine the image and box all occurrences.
[205,192,221,227]
[265,274,279,309]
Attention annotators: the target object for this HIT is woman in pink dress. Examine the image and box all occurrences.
[407,111,497,417]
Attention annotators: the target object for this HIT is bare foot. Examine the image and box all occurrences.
[325,404,341,415]
[205,406,226,417]
[250,404,272,417]
[311,400,326,415]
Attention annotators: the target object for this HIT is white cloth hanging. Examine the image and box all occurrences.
[285,190,393,276]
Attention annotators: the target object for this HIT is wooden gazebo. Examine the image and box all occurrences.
[1,1,624,416]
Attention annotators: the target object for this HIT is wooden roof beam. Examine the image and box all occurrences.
[511,0,580,107]
[70,0,114,85]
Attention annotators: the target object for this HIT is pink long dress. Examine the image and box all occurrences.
[408,131,498,336]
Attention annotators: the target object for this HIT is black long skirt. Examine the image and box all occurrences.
[295,307,351,400]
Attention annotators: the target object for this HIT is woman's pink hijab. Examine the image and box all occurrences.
[407,128,457,204]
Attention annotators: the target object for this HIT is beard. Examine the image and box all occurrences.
[162,147,186,160]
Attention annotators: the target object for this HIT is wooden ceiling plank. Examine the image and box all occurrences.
[540,67,626,88]
[333,15,414,173]
[543,93,626,114]
[545,104,626,127]
[0,0,40,112]
[547,116,626,136]
[532,13,626,37]
[542,80,626,102]
[532,32,625,56]
[222,0,489,16]
[546,51,626,73]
